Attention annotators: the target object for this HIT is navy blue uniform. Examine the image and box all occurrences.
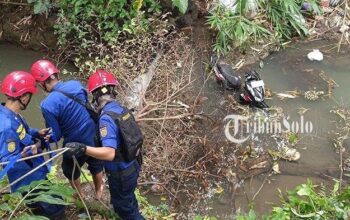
[99,101,143,220]
[41,80,102,179]
[0,104,65,218]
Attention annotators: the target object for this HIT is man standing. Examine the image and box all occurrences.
[30,60,103,199]
[66,69,144,219]
[0,71,65,218]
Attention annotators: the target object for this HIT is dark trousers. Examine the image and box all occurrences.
[30,201,65,220]
[106,161,144,220]
[25,186,66,220]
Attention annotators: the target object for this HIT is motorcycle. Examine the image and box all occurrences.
[239,70,269,109]
[212,56,269,110]
[211,56,241,91]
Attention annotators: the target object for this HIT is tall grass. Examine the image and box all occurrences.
[207,0,321,54]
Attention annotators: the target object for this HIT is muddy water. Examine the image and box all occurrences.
[208,41,350,218]
[0,43,75,138]
[0,43,47,128]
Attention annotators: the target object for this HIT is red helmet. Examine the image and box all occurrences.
[31,59,59,82]
[87,69,119,93]
[1,71,38,98]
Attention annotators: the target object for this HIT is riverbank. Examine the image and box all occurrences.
[1,1,350,219]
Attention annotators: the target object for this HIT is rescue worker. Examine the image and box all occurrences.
[30,60,104,199]
[65,69,144,220]
[0,71,65,219]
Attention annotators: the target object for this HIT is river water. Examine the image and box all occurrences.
[0,43,47,128]
[1,41,349,218]
[202,40,350,218]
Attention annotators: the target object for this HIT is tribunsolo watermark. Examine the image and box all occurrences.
[224,114,314,144]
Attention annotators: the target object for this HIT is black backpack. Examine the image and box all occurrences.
[103,108,143,164]
[54,89,99,123]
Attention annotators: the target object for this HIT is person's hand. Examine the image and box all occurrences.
[21,144,38,158]
[65,142,87,158]
[38,128,51,141]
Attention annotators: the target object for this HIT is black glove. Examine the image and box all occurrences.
[65,142,87,158]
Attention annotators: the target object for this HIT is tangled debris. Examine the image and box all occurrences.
[330,106,350,189]
[304,90,325,100]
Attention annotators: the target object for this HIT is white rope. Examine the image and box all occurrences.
[72,156,92,220]
[0,148,69,193]
[0,148,66,166]
[72,156,110,210]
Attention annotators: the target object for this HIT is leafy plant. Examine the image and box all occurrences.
[207,4,270,54]
[172,0,188,14]
[194,215,218,220]
[236,180,350,219]
[0,180,74,219]
[262,0,309,39]
[55,0,161,47]
[27,0,54,15]
[207,0,321,54]
[288,132,298,145]
[135,189,173,219]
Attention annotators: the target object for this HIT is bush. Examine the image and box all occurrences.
[0,180,74,219]
[54,0,161,47]
[236,180,350,219]
[207,0,321,54]
[207,4,270,54]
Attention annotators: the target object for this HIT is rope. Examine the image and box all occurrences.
[0,148,66,166]
[72,156,110,210]
[71,156,92,220]
[0,148,69,193]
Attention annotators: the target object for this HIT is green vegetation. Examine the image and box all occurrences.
[0,167,171,219]
[236,180,350,219]
[27,0,55,15]
[172,0,188,14]
[0,180,74,219]
[55,0,161,47]
[207,0,321,54]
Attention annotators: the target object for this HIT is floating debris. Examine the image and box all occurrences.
[276,93,297,100]
[307,49,324,61]
[344,158,350,172]
[265,88,273,98]
[249,161,268,170]
[297,107,309,115]
[259,60,264,69]
[281,147,301,161]
[272,163,280,174]
[268,147,300,161]
[276,90,301,100]
[319,71,339,98]
[304,90,324,101]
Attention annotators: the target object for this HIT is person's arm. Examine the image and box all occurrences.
[27,127,39,138]
[41,107,62,142]
[0,129,40,162]
[85,146,115,161]
[65,115,122,160]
